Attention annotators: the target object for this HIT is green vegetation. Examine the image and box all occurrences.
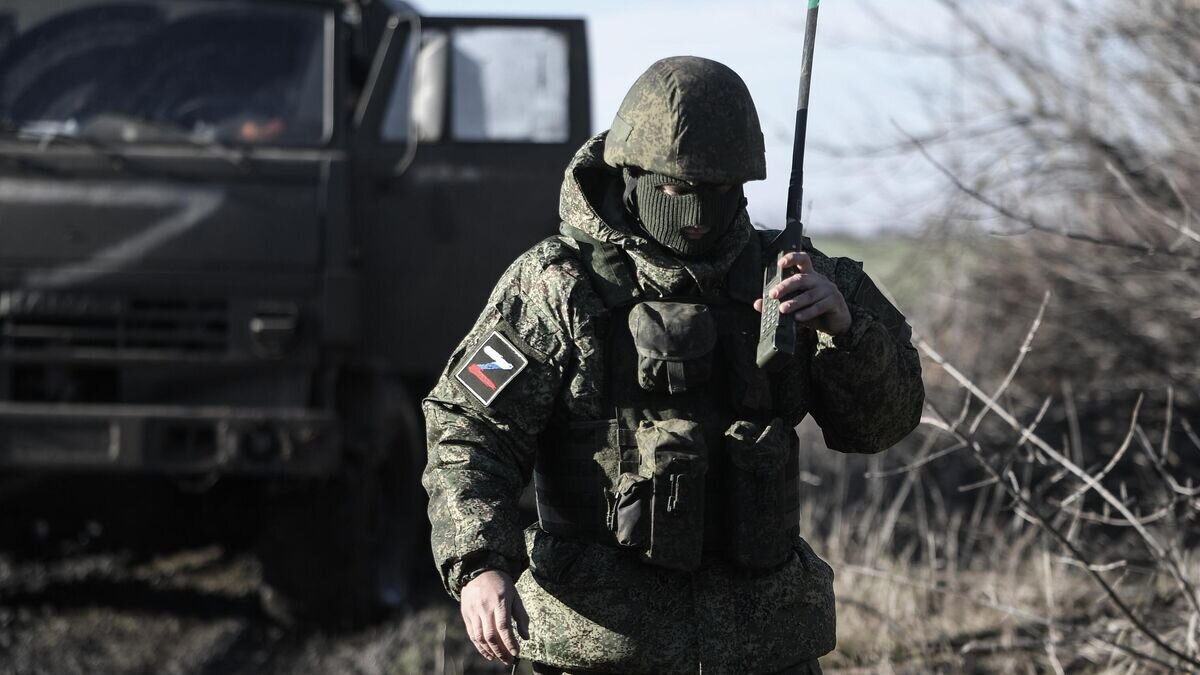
[809,233,932,318]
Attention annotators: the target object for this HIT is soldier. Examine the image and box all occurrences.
[423,56,924,675]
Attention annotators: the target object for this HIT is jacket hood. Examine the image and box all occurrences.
[558,132,753,298]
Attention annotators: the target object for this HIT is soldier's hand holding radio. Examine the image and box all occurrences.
[754,251,851,337]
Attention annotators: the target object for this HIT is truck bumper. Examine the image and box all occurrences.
[0,402,339,475]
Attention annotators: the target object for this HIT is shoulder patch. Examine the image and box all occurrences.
[454,331,530,406]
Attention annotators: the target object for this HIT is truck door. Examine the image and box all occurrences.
[354,15,590,374]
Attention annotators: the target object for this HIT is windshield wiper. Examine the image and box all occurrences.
[18,118,258,180]
[79,114,265,174]
[5,115,272,178]
[177,133,265,174]
[0,118,74,176]
[20,121,156,175]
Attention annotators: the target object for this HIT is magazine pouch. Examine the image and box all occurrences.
[635,418,708,571]
[726,418,793,570]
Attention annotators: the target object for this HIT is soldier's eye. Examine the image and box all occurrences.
[659,184,694,196]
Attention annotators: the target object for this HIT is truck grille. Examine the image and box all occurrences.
[0,291,229,355]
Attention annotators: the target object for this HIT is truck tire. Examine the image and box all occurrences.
[257,376,425,629]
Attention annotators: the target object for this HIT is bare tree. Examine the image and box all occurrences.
[821,1,1200,670]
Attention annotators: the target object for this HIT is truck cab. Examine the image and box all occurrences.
[0,0,590,624]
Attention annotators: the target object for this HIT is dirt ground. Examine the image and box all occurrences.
[1,461,1146,675]
[0,540,526,675]
[0,476,521,675]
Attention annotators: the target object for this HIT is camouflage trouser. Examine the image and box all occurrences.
[531,659,823,675]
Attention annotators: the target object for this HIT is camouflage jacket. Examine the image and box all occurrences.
[422,133,924,674]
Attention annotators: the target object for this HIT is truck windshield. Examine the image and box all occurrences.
[0,1,327,146]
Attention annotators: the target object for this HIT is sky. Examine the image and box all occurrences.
[415,0,961,236]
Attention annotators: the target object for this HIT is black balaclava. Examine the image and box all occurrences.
[623,169,744,258]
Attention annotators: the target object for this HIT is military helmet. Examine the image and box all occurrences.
[603,56,766,184]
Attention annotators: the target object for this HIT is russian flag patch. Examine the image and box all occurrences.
[454,330,529,406]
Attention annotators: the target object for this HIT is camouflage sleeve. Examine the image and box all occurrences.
[421,240,584,599]
[805,252,925,453]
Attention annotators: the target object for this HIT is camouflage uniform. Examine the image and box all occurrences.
[423,59,924,675]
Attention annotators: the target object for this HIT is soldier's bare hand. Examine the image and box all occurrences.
[753,251,851,337]
[460,570,529,665]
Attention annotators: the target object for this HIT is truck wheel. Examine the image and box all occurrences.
[257,377,425,629]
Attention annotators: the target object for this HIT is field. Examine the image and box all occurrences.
[2,217,1194,674]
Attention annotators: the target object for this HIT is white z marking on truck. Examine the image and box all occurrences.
[0,179,225,289]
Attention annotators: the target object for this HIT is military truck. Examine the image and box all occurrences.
[0,0,590,625]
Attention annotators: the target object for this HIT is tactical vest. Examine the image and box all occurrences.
[534,226,806,572]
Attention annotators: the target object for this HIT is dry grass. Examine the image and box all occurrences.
[805,1,1200,671]
[798,467,1195,674]
[794,406,1197,674]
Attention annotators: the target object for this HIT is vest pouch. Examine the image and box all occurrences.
[726,419,793,570]
[635,419,708,571]
[628,302,717,394]
[608,472,651,548]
